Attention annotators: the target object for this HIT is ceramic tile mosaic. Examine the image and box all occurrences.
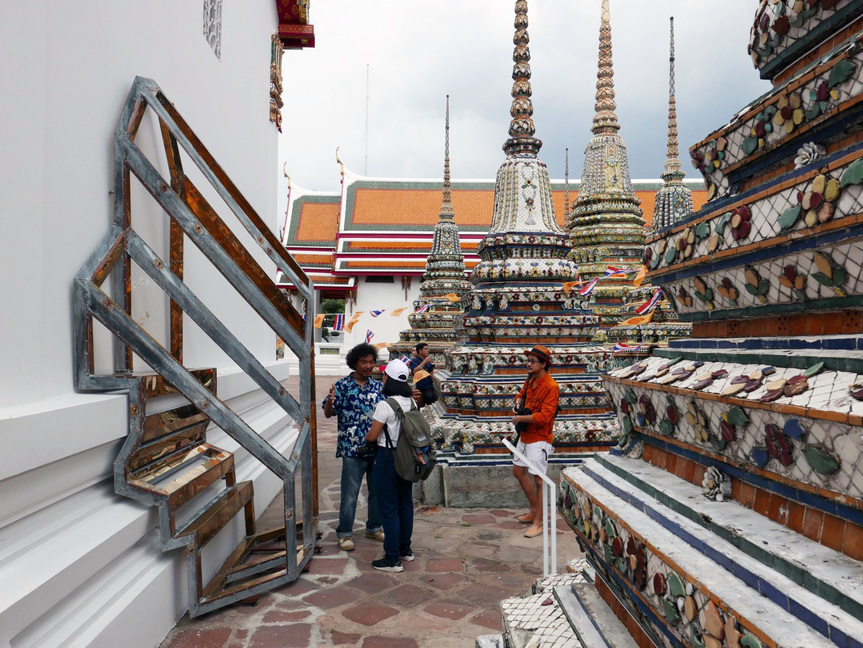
[605,356,863,501]
[560,468,845,648]
[690,43,863,201]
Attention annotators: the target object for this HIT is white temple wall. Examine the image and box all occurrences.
[0,2,294,646]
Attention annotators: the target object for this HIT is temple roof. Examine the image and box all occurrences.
[281,171,707,286]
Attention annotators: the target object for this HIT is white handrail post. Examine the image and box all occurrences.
[502,438,557,576]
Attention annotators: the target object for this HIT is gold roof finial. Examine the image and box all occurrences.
[592,0,620,135]
[504,0,542,157]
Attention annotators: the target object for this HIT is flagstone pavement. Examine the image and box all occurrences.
[159,375,581,648]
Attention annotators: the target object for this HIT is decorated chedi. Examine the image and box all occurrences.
[567,0,645,330]
[393,96,471,366]
[432,0,618,456]
[604,16,692,361]
[561,3,863,647]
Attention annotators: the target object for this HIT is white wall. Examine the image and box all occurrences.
[0,2,297,646]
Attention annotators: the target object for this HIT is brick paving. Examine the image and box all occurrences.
[159,374,581,647]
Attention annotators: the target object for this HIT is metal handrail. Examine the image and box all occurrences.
[502,438,557,576]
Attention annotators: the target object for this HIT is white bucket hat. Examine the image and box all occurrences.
[384,358,410,382]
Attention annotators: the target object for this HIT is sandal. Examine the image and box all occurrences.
[516,514,534,523]
[524,526,543,538]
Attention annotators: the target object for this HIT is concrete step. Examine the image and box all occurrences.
[592,453,863,625]
[562,459,860,648]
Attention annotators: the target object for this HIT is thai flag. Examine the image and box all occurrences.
[613,343,642,352]
[415,304,432,314]
[332,314,345,331]
[365,329,374,343]
[400,355,411,364]
[604,266,628,278]
[636,288,663,315]
[370,310,384,317]
[579,278,599,296]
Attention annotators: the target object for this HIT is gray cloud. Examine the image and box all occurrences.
[278,1,771,198]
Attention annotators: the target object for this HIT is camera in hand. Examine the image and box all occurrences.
[514,407,532,433]
[356,442,377,459]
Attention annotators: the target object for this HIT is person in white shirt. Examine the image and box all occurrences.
[365,359,416,572]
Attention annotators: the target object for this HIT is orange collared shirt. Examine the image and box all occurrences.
[516,371,559,444]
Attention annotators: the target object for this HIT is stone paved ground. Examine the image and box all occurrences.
[159,375,581,648]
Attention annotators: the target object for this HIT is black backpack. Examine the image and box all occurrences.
[382,397,436,482]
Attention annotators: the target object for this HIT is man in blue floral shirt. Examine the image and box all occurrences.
[323,343,384,551]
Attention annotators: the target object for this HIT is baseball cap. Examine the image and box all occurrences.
[384,358,410,382]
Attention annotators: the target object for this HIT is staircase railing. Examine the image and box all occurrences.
[72,76,317,617]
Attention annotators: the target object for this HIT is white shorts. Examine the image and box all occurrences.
[513,440,553,476]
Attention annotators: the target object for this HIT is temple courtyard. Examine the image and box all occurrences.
[158,374,580,648]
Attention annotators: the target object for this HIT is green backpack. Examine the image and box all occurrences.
[382,397,436,483]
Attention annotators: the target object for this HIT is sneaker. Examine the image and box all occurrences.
[366,529,385,542]
[338,536,355,551]
[400,550,415,562]
[372,558,403,573]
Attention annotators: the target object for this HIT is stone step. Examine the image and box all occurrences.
[500,588,585,648]
[562,460,861,648]
[553,583,639,648]
[592,453,863,625]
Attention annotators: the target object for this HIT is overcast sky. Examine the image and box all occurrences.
[278,1,771,199]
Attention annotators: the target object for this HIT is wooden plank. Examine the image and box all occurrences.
[142,403,209,442]
[178,480,254,548]
[166,453,235,510]
[129,421,209,472]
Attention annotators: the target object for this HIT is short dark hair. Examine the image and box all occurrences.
[346,343,378,370]
[415,342,428,354]
[383,376,414,397]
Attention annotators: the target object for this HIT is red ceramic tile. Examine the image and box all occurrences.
[332,631,363,645]
[802,508,824,542]
[378,584,436,608]
[767,494,789,524]
[426,558,465,573]
[821,513,846,552]
[470,609,504,631]
[461,513,497,524]
[737,482,757,509]
[423,599,477,621]
[489,509,515,517]
[303,586,361,609]
[347,572,400,594]
[342,603,400,626]
[753,488,771,517]
[665,453,679,475]
[250,624,312,648]
[783,502,804,533]
[305,557,350,575]
[842,521,863,561]
[362,637,419,648]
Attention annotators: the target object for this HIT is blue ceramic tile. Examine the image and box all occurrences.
[731,562,759,590]
[788,598,829,637]
[758,579,788,610]
[831,625,850,648]
[822,338,856,350]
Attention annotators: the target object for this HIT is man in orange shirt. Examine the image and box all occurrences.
[511,344,559,538]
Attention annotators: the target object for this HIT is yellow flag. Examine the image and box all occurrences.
[562,281,578,296]
[374,342,391,350]
[313,314,326,329]
[621,312,654,326]
[632,266,648,288]
[389,307,407,316]
[445,293,461,303]
[344,311,364,333]
[413,369,431,382]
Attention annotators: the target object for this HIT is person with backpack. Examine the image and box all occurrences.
[510,344,559,539]
[364,359,420,572]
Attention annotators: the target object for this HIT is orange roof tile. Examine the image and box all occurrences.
[292,201,340,245]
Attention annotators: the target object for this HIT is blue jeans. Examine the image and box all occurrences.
[373,448,413,561]
[337,456,381,538]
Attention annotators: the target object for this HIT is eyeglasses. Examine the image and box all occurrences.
[526,358,542,365]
